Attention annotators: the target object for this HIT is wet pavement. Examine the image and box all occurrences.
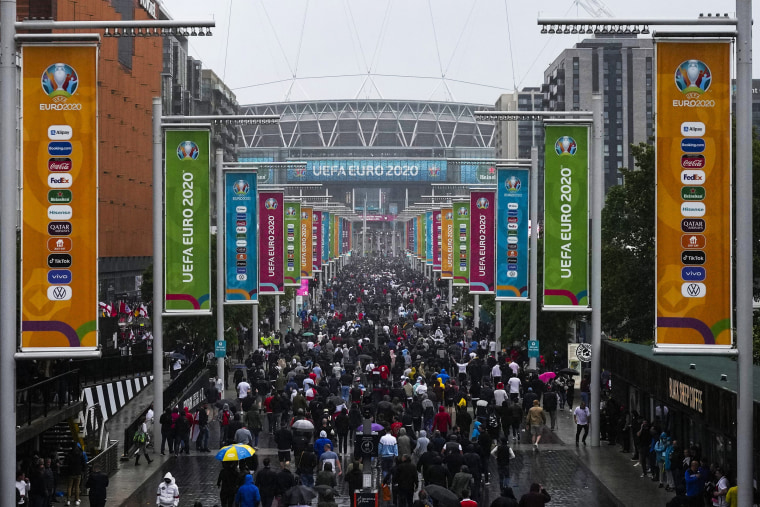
[85,384,674,507]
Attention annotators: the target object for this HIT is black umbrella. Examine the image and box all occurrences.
[357,354,373,362]
[559,367,580,376]
[215,399,238,411]
[282,485,317,505]
[166,352,187,360]
[425,485,460,507]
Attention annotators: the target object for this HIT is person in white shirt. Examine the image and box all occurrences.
[491,364,503,384]
[573,401,590,446]
[237,379,251,399]
[508,361,519,376]
[507,375,521,402]
[494,383,508,407]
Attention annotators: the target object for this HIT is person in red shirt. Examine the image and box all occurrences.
[460,490,477,507]
[432,406,452,437]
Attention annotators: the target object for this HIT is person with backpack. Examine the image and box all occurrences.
[295,447,318,487]
[133,415,153,465]
[491,437,515,489]
[245,403,262,449]
[218,403,232,448]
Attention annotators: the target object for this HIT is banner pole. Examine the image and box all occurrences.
[735,0,753,503]
[590,93,603,447]
[1,2,18,499]
[274,294,280,333]
[473,294,480,328]
[216,149,225,382]
[252,304,259,350]
[529,147,538,371]
[151,97,164,446]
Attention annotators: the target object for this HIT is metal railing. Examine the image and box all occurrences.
[16,370,81,427]
[73,353,153,385]
[80,439,120,495]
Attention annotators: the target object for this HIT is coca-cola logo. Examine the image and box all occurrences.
[681,154,705,169]
[48,157,72,172]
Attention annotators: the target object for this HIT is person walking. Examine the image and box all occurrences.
[217,462,241,507]
[195,404,210,452]
[85,464,109,507]
[235,474,262,507]
[134,416,153,465]
[574,401,590,446]
[65,443,87,506]
[517,483,551,507]
[156,472,179,507]
[255,458,278,507]
[391,454,418,507]
[525,400,546,451]
[542,387,558,431]
[159,407,174,455]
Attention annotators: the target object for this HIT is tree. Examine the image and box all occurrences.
[600,142,655,342]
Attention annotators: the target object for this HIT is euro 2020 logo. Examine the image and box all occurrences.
[232,180,249,195]
[264,198,278,210]
[555,136,577,156]
[177,141,199,160]
[475,197,489,210]
[285,206,297,217]
[675,60,712,99]
[457,207,469,217]
[505,176,521,192]
[41,63,78,102]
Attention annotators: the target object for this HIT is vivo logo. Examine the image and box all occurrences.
[681,267,706,281]
[47,269,72,284]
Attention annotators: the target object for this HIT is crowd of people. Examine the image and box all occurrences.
[193,256,561,507]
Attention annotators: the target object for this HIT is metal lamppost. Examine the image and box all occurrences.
[474,109,598,436]
[0,10,214,505]
[536,11,751,504]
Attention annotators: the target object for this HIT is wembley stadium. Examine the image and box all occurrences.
[236,100,498,226]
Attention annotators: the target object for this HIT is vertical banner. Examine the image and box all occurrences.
[21,44,99,352]
[452,202,470,286]
[224,172,258,303]
[322,211,330,266]
[338,217,344,256]
[496,168,530,300]
[655,41,732,349]
[425,211,433,265]
[284,201,301,287]
[441,208,453,279]
[258,191,284,294]
[469,191,495,294]
[164,130,211,313]
[433,209,442,272]
[415,215,422,258]
[301,207,313,279]
[312,210,322,272]
[543,125,590,310]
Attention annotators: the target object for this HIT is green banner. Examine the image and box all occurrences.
[284,201,301,287]
[452,202,470,286]
[165,130,211,313]
[543,125,590,310]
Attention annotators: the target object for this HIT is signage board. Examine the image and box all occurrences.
[21,44,99,353]
[452,202,470,286]
[259,191,284,294]
[655,40,732,350]
[496,167,529,300]
[283,201,301,287]
[543,125,590,311]
[469,191,495,294]
[224,172,258,303]
[165,129,211,313]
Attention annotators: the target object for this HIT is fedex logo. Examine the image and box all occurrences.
[680,170,705,184]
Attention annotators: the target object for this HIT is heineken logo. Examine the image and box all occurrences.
[681,186,705,201]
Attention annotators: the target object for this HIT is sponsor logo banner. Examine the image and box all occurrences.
[496,168,529,300]
[313,210,323,272]
[225,172,258,303]
[543,125,590,309]
[432,210,442,271]
[441,208,453,279]
[21,44,98,353]
[470,191,495,294]
[452,202,470,285]
[656,40,732,348]
[165,130,211,312]
[284,201,301,286]
[322,212,330,266]
[301,207,313,279]
[259,191,284,294]
[425,211,433,266]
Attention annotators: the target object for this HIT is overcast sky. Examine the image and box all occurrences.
[160,0,757,106]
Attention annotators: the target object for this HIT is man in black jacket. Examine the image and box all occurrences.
[254,458,278,507]
[390,454,418,507]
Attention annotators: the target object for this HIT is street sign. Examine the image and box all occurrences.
[528,339,539,358]
[215,340,226,358]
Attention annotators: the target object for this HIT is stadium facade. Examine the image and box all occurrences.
[236,100,497,232]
